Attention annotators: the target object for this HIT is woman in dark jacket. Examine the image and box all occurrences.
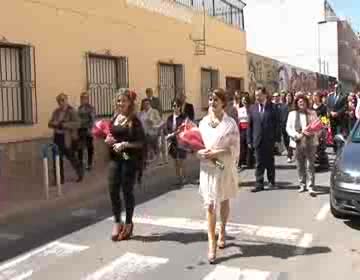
[165,98,187,185]
[105,89,145,242]
[312,92,329,170]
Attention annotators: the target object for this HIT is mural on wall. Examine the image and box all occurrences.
[248,52,336,95]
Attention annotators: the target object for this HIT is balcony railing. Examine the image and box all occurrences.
[174,0,245,30]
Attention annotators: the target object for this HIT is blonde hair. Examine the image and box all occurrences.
[113,88,137,123]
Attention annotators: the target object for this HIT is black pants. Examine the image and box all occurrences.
[53,134,83,183]
[254,142,275,187]
[239,129,254,168]
[78,129,94,168]
[108,160,137,224]
[282,126,293,159]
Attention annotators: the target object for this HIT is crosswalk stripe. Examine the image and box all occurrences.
[108,215,304,243]
[203,265,271,280]
[83,253,168,280]
[0,241,89,280]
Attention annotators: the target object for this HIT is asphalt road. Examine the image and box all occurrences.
[1,154,360,279]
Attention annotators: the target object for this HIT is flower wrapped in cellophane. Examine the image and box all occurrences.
[176,120,224,170]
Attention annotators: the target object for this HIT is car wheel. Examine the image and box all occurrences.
[330,200,349,219]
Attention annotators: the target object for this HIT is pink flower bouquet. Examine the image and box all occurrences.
[176,121,224,170]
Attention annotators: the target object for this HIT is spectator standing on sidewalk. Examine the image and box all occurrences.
[327,82,347,151]
[346,93,357,132]
[280,92,295,163]
[235,93,254,169]
[78,92,96,171]
[105,89,145,242]
[286,95,318,195]
[48,93,84,184]
[197,88,240,264]
[144,88,162,116]
[179,93,195,121]
[165,98,187,185]
[247,87,281,192]
[272,92,283,155]
[312,92,329,170]
[138,98,162,162]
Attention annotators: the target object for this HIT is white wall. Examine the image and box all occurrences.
[245,0,339,78]
[318,21,339,79]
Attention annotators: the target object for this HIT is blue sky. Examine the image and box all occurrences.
[330,0,360,32]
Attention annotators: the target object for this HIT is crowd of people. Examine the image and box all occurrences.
[47,82,360,264]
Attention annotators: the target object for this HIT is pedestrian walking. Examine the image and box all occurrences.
[197,88,240,264]
[144,88,162,116]
[78,92,96,171]
[48,93,84,184]
[286,95,319,195]
[105,89,145,242]
[247,87,281,192]
[165,98,187,185]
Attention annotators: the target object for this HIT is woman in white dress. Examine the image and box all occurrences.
[198,88,240,264]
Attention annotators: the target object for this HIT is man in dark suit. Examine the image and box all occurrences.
[144,88,162,116]
[247,87,281,192]
[327,82,347,151]
[179,93,195,121]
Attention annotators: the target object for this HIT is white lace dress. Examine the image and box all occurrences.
[198,114,240,208]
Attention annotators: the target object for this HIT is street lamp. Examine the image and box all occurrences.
[318,20,327,73]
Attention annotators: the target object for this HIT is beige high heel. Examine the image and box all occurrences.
[208,239,217,264]
[217,226,226,249]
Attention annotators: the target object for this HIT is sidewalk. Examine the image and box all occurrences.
[0,155,200,222]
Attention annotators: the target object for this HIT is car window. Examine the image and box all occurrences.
[351,122,360,142]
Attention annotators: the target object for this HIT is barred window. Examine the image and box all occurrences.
[158,63,185,112]
[201,68,219,109]
[86,53,128,117]
[0,44,37,125]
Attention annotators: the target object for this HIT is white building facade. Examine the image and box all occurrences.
[245,0,360,91]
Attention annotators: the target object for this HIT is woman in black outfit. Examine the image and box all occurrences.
[165,98,187,185]
[312,92,329,170]
[105,89,145,242]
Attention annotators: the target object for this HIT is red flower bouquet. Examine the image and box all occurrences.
[304,118,324,134]
[92,119,111,139]
[176,120,224,170]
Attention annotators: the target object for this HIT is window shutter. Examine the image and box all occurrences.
[211,70,219,89]
[117,57,129,89]
[175,64,185,98]
[21,45,37,124]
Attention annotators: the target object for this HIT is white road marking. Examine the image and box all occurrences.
[83,252,168,280]
[203,265,271,280]
[315,203,330,221]
[0,233,23,241]
[108,215,304,243]
[293,233,313,257]
[0,241,89,280]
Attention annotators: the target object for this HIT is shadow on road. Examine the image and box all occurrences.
[215,242,331,264]
[276,165,297,170]
[239,181,295,190]
[132,231,331,264]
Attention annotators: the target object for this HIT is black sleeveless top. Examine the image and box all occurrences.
[109,115,145,162]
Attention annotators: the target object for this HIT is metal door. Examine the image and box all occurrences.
[158,64,176,112]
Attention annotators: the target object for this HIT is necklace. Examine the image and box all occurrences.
[208,112,223,128]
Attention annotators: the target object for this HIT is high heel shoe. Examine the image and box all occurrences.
[111,224,124,242]
[217,229,226,250]
[118,223,134,241]
[208,240,217,265]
